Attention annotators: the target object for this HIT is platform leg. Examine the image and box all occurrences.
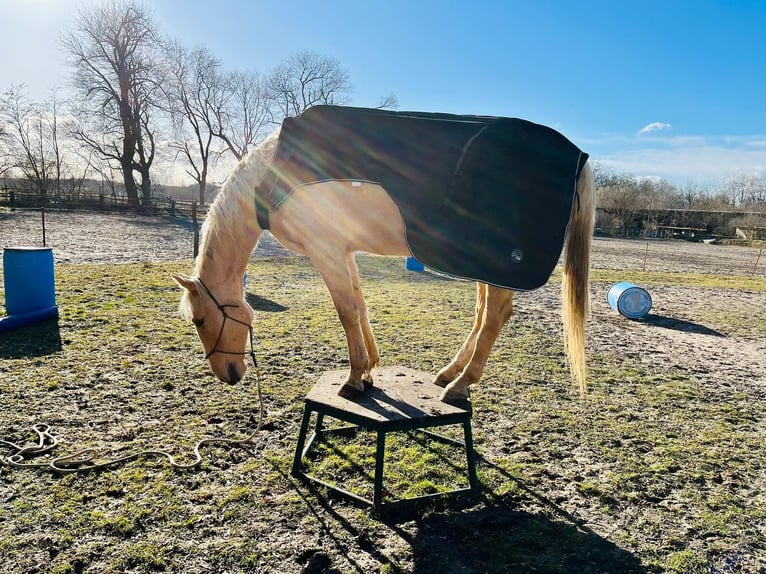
[314,413,325,440]
[463,420,479,493]
[292,404,313,477]
[372,430,386,510]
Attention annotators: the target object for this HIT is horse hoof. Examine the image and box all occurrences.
[362,376,374,390]
[439,386,469,403]
[432,375,451,388]
[338,383,365,400]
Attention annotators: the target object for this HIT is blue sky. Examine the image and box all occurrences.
[1,0,765,185]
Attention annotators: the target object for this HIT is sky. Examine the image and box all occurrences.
[1,0,765,186]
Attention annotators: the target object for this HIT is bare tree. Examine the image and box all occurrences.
[1,86,97,203]
[0,119,9,178]
[162,42,230,202]
[376,92,399,110]
[679,180,703,209]
[61,0,162,208]
[210,69,273,160]
[0,86,57,199]
[723,174,766,208]
[267,50,352,118]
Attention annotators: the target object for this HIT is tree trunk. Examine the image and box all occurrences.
[122,158,139,208]
[198,166,207,205]
[139,167,151,207]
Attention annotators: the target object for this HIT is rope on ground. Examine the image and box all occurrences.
[0,370,266,474]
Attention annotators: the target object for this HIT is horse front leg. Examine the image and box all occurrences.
[434,282,487,387]
[440,286,514,402]
[348,254,380,374]
[311,253,372,399]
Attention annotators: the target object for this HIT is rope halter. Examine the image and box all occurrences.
[197,278,258,371]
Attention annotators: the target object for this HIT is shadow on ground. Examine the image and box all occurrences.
[246,293,288,313]
[275,450,647,574]
[642,313,724,337]
[0,318,62,359]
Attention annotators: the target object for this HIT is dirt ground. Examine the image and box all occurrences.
[1,209,765,398]
[1,208,765,572]
[2,208,764,273]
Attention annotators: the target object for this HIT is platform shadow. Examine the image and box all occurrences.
[390,503,646,573]
[0,318,62,358]
[641,313,724,337]
[280,446,646,574]
[379,454,648,574]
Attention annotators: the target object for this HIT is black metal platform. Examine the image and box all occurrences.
[291,366,478,511]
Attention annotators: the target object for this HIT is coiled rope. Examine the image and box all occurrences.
[1,290,267,474]
[0,370,264,473]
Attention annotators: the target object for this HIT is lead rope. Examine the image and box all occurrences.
[0,331,266,474]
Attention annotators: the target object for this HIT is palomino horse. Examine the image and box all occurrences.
[173,109,595,402]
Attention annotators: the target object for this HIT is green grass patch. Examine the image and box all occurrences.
[0,255,763,573]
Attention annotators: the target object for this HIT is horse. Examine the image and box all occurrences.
[172,108,595,402]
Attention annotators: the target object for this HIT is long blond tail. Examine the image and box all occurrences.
[562,161,595,393]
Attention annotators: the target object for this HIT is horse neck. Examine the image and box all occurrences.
[196,199,262,294]
[195,138,277,292]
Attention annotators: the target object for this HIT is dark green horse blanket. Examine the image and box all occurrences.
[256,105,588,291]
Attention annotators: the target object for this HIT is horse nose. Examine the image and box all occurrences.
[227,362,243,384]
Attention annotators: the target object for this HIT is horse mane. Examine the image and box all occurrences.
[193,129,281,275]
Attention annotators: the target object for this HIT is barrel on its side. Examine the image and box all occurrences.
[607,282,652,319]
[0,247,58,332]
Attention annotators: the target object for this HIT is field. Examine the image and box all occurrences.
[1,209,765,573]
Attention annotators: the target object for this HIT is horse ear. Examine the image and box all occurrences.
[171,274,198,295]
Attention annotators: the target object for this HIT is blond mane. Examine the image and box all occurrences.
[193,129,281,275]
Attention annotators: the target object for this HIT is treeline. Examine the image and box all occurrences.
[0,1,396,210]
[595,165,766,238]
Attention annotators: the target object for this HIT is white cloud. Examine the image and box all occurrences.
[593,136,766,183]
[637,122,672,135]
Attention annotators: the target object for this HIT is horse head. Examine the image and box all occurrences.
[172,273,254,384]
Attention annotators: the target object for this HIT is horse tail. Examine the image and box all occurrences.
[562,161,595,394]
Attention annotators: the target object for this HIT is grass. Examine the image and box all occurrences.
[0,255,764,573]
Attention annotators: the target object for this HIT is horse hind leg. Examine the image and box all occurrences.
[441,285,514,402]
[348,254,379,384]
[434,282,487,387]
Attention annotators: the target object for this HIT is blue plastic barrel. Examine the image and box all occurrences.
[405,256,425,272]
[607,282,652,319]
[0,247,58,331]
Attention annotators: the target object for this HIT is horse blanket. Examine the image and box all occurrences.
[256,105,588,291]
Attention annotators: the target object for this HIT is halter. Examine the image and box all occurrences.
[197,278,258,369]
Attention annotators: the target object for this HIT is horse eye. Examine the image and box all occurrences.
[192,317,205,328]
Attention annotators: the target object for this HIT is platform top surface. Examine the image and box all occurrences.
[305,366,471,424]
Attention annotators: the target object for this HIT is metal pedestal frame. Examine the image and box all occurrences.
[291,367,479,511]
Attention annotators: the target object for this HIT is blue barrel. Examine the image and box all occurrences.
[405,256,425,272]
[3,247,57,315]
[607,282,652,319]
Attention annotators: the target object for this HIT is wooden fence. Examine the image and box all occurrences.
[0,187,207,219]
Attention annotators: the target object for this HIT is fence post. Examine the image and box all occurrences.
[192,201,199,259]
[10,190,15,208]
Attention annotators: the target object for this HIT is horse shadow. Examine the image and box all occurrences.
[0,318,62,359]
[640,314,724,337]
[276,447,647,574]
